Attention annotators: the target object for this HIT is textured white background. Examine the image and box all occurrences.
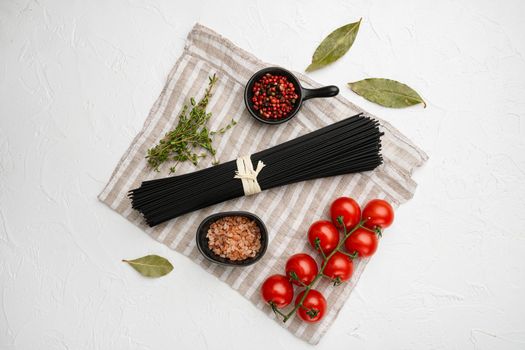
[1,0,525,349]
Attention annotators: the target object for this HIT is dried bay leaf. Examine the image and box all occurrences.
[306,19,362,72]
[123,255,173,278]
[348,78,426,108]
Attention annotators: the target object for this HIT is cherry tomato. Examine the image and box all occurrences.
[308,220,340,254]
[330,197,361,230]
[323,252,353,284]
[362,199,394,229]
[285,253,318,286]
[295,289,327,323]
[344,228,378,257]
[260,274,294,308]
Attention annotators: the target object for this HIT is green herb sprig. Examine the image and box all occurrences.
[146,74,236,173]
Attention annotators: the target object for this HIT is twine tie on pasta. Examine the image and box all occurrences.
[234,155,266,196]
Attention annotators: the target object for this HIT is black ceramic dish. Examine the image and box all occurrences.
[196,211,268,266]
[244,66,339,125]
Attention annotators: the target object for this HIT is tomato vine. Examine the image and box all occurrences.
[271,217,375,323]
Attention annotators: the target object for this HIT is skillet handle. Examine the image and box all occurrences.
[301,85,339,101]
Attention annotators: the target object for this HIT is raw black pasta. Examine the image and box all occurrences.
[129,113,383,227]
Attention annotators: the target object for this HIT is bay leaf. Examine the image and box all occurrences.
[306,19,362,72]
[122,255,173,278]
[348,78,426,108]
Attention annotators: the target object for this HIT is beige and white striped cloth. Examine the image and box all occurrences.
[99,23,428,344]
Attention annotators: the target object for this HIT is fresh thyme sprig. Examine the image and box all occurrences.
[146,74,236,173]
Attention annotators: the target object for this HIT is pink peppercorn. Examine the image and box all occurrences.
[251,73,298,119]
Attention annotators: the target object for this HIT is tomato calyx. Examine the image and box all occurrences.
[305,307,320,319]
[332,276,343,286]
[336,215,345,229]
[288,271,308,287]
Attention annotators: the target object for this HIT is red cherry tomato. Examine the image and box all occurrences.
[308,220,340,254]
[260,274,294,308]
[323,252,354,284]
[330,197,361,230]
[344,228,378,257]
[295,289,327,323]
[285,253,318,286]
[362,199,394,229]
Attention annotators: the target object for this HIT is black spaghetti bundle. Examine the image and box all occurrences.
[129,113,383,227]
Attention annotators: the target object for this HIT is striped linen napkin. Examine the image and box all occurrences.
[99,23,427,344]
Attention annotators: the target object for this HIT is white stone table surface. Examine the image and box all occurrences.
[1,0,524,349]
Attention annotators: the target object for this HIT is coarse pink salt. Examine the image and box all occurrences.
[206,216,262,261]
